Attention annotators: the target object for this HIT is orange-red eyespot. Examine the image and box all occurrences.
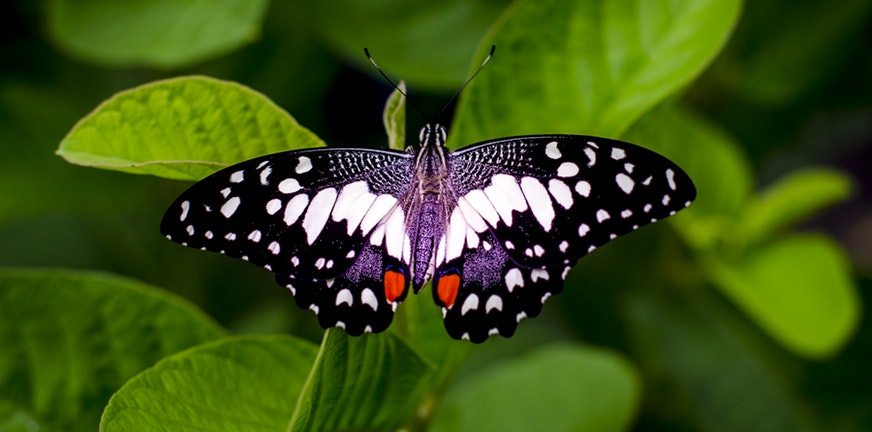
[437,273,461,308]
[383,269,406,304]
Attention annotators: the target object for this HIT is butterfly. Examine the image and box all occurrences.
[160,121,696,342]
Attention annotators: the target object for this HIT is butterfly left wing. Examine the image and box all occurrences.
[433,135,696,342]
[161,147,416,335]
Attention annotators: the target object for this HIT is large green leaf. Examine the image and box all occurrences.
[704,234,858,358]
[451,0,741,145]
[101,335,318,432]
[290,330,433,431]
[0,269,225,432]
[626,286,823,432]
[45,0,270,68]
[738,169,853,244]
[431,344,640,432]
[58,76,325,181]
[315,0,510,90]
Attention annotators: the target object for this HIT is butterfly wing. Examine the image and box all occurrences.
[433,135,696,342]
[161,147,416,334]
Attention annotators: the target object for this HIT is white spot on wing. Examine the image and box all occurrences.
[342,191,377,235]
[559,240,569,252]
[186,225,194,236]
[575,180,591,197]
[531,269,550,282]
[485,295,503,313]
[336,289,353,306]
[295,156,312,174]
[485,174,527,227]
[446,208,468,261]
[616,173,635,194]
[596,209,611,223]
[179,201,190,221]
[456,197,488,233]
[266,198,282,215]
[384,207,407,260]
[548,179,573,209]
[331,181,369,222]
[221,197,241,218]
[464,189,500,227]
[621,209,633,218]
[521,177,555,231]
[268,241,280,255]
[259,166,272,185]
[578,223,590,237]
[557,162,580,177]
[230,170,244,183]
[662,194,671,206]
[545,141,561,159]
[583,147,597,168]
[666,169,677,190]
[360,194,398,235]
[505,268,524,292]
[611,147,626,160]
[284,194,309,226]
[533,245,545,256]
[278,178,301,194]
[303,188,338,244]
[361,288,378,311]
[461,294,480,316]
[248,230,262,242]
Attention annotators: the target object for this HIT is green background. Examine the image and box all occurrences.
[1,0,871,430]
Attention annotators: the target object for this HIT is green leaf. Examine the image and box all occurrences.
[57,76,325,181]
[316,0,510,90]
[704,234,859,358]
[739,168,853,243]
[383,81,407,151]
[290,330,433,431]
[626,286,824,432]
[451,0,741,144]
[0,269,225,432]
[101,335,318,432]
[431,344,640,432]
[45,0,270,68]
[624,103,754,250]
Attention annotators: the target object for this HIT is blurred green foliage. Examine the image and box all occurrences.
[1,0,870,431]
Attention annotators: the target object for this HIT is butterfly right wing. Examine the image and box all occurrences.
[433,135,696,342]
[161,147,416,334]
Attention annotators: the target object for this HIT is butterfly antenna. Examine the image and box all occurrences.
[436,45,496,122]
[364,48,429,123]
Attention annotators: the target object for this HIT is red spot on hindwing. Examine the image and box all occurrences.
[437,273,461,308]
[383,269,406,304]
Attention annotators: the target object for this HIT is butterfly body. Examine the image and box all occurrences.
[162,124,696,342]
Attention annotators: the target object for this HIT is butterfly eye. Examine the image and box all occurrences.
[418,126,428,145]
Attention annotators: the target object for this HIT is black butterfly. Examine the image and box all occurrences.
[161,123,696,342]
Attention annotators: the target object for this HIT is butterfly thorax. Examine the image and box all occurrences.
[407,124,451,291]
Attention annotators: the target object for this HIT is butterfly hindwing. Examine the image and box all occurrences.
[161,147,416,329]
[433,136,696,340]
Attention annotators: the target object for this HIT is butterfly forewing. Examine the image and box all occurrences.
[161,147,416,333]
[433,136,696,342]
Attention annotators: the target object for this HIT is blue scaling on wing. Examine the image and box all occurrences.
[431,135,697,342]
[160,147,416,335]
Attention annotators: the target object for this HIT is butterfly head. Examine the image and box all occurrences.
[418,124,447,149]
